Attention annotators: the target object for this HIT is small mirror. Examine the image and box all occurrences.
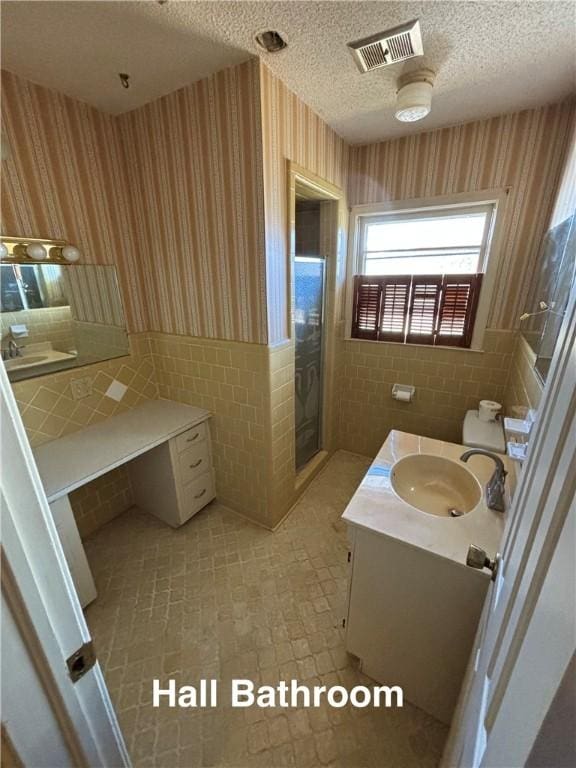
[521,211,575,382]
[1,263,129,381]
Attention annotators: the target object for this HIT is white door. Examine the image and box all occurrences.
[442,282,576,767]
[0,364,130,767]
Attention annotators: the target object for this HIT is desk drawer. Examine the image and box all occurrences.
[181,471,214,520]
[175,422,207,453]
[178,442,210,485]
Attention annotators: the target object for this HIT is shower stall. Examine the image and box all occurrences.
[294,200,326,469]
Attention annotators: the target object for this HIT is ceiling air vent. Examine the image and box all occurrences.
[348,19,423,73]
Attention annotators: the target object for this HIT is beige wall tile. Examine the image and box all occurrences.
[69,465,133,539]
[336,330,516,456]
[504,334,543,415]
[149,332,272,526]
[1,306,75,352]
[11,332,158,448]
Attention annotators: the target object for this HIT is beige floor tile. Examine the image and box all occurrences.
[85,451,447,767]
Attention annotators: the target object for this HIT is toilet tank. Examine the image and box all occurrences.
[462,409,505,454]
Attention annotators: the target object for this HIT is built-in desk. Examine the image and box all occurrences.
[34,399,214,607]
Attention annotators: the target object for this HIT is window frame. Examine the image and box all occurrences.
[346,190,509,351]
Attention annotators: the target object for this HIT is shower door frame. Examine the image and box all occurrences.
[288,162,347,479]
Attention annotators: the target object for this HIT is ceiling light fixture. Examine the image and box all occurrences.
[255,30,287,53]
[395,68,435,123]
[119,73,130,89]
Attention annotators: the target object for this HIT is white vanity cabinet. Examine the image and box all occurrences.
[341,430,514,725]
[344,524,488,725]
[129,420,215,527]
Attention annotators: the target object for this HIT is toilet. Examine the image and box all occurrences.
[462,409,506,454]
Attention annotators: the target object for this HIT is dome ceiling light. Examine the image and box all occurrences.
[395,68,435,123]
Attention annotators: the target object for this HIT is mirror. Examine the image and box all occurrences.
[1,263,129,381]
[520,211,575,382]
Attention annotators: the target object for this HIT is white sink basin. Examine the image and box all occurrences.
[4,354,50,370]
[390,454,482,517]
[3,345,78,379]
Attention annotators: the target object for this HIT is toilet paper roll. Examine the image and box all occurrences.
[394,390,412,402]
[479,399,502,422]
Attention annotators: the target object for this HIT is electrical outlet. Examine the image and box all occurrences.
[70,376,93,400]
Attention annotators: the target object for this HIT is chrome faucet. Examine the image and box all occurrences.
[9,340,23,357]
[460,449,508,512]
[2,340,24,360]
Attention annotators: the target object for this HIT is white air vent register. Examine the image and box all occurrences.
[348,19,424,73]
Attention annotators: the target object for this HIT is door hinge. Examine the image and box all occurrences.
[342,618,346,628]
[347,551,351,563]
[67,640,96,683]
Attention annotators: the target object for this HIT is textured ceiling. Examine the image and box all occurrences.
[2,1,575,144]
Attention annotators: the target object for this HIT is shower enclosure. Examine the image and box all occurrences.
[294,255,325,469]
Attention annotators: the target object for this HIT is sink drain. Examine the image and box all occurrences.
[449,508,464,517]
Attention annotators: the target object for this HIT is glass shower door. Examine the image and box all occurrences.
[294,256,325,469]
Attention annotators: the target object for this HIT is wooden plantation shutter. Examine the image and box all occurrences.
[379,277,410,341]
[406,276,442,344]
[351,276,410,341]
[351,276,382,339]
[436,274,483,347]
[351,273,483,347]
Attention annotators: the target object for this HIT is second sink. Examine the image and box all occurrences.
[391,453,481,517]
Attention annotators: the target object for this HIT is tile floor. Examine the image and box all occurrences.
[85,451,448,768]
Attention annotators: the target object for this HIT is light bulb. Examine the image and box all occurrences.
[62,245,81,263]
[26,243,48,260]
[0,242,8,260]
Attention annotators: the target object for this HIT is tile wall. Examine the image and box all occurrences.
[1,306,75,352]
[150,332,306,530]
[504,334,543,414]
[11,333,157,447]
[148,332,271,526]
[69,465,133,539]
[337,330,517,457]
[267,340,298,525]
[10,333,156,537]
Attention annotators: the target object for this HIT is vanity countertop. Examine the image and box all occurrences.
[342,430,516,568]
[33,399,211,502]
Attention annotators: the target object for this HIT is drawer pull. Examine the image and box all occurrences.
[186,433,200,442]
[194,488,207,500]
[189,459,203,469]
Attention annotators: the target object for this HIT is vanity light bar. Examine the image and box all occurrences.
[0,235,82,263]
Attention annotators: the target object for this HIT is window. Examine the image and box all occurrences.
[351,202,496,348]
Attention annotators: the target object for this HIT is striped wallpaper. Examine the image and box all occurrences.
[1,62,267,343]
[260,62,349,343]
[549,117,576,229]
[64,265,125,326]
[117,58,267,343]
[349,101,575,329]
[0,70,147,332]
[2,65,573,344]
